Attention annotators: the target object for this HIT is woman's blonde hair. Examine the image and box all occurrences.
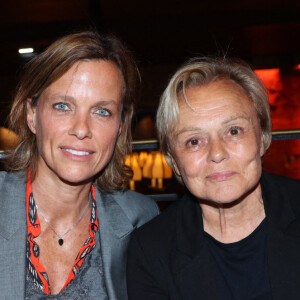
[5,31,140,191]
[156,57,272,176]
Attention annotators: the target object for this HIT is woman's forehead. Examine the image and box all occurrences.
[177,80,254,113]
[172,80,260,134]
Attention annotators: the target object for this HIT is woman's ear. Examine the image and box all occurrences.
[118,121,122,137]
[26,99,37,134]
[259,134,265,157]
[168,151,181,177]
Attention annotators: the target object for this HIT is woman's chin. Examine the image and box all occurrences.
[55,170,95,186]
[194,188,247,207]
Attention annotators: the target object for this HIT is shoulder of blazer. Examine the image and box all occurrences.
[109,189,159,227]
[0,171,27,239]
[131,197,182,256]
[95,188,159,239]
[261,171,300,234]
[262,171,300,212]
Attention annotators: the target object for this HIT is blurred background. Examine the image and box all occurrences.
[0,0,299,194]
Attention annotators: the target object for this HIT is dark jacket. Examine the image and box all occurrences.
[127,172,300,300]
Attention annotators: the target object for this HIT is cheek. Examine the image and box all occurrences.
[176,151,206,178]
[93,125,120,149]
[229,136,261,160]
[34,114,69,154]
[229,140,262,177]
[36,118,66,141]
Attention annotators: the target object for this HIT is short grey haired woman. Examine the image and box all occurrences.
[127,57,300,300]
[0,31,158,299]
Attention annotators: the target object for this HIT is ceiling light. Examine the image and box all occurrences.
[18,48,34,54]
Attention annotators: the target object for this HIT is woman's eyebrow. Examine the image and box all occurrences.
[175,116,251,137]
[49,94,75,102]
[175,127,203,137]
[93,100,119,107]
[49,94,119,106]
[222,115,251,125]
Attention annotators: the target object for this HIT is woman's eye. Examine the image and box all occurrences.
[54,103,69,111]
[96,108,111,116]
[186,138,200,147]
[229,127,242,136]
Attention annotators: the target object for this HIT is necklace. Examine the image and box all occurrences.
[35,196,91,246]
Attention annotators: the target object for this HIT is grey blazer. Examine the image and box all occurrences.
[0,172,159,299]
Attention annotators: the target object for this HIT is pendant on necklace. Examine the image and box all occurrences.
[58,238,64,246]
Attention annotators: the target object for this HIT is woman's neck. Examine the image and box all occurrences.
[31,168,92,228]
[201,184,265,243]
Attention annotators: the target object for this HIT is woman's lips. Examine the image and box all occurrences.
[60,147,94,160]
[206,171,237,181]
[62,148,92,156]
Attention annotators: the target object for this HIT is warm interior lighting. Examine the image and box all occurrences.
[0,127,19,150]
[126,151,174,191]
[293,64,300,70]
[125,154,142,190]
[162,155,173,179]
[254,68,282,105]
[138,151,148,168]
[142,153,153,179]
[254,68,280,81]
[18,48,34,54]
[152,152,164,189]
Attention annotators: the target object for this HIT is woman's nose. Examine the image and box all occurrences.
[208,137,229,163]
[68,113,92,140]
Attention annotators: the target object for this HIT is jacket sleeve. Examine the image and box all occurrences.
[127,232,169,300]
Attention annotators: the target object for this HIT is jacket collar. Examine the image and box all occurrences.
[176,192,205,257]
[95,189,136,300]
[0,172,27,299]
[175,193,219,299]
[260,171,296,232]
[260,172,300,299]
[0,172,27,240]
[95,189,134,239]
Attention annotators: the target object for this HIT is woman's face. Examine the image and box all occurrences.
[27,60,123,185]
[170,79,264,204]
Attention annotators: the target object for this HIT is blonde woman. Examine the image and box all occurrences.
[127,57,300,300]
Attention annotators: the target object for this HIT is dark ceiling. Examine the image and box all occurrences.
[0,0,299,124]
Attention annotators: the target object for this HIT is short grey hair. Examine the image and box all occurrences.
[156,57,272,174]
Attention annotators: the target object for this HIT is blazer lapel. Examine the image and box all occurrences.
[0,228,27,299]
[96,190,135,300]
[0,172,27,299]
[262,173,300,300]
[267,226,300,300]
[173,194,219,300]
[173,247,219,300]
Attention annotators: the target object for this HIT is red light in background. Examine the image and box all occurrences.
[253,67,300,130]
[254,68,282,105]
[293,64,300,70]
[254,68,280,78]
[254,68,300,179]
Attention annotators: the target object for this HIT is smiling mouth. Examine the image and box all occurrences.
[61,148,93,156]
